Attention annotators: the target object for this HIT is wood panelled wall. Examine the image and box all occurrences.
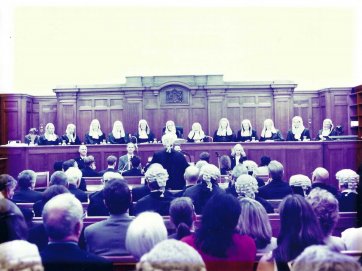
[0,75,354,145]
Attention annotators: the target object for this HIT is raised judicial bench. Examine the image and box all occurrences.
[1,141,361,189]
[31,212,358,237]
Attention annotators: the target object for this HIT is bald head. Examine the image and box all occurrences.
[184,166,200,186]
[312,167,329,184]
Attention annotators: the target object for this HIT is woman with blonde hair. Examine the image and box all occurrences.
[134,119,155,143]
[84,119,106,144]
[230,144,247,169]
[286,116,311,141]
[108,120,128,144]
[38,123,60,145]
[259,119,283,141]
[238,198,277,253]
[61,123,81,145]
[187,122,206,143]
[213,118,235,142]
[236,119,258,142]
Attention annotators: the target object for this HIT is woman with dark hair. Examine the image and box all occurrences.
[169,197,195,240]
[182,193,256,271]
[257,194,324,271]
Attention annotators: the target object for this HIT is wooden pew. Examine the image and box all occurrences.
[18,201,90,216]
[103,255,137,271]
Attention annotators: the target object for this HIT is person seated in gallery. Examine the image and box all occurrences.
[38,123,61,145]
[122,156,144,177]
[84,119,106,144]
[12,170,43,203]
[213,117,235,142]
[65,167,88,202]
[310,167,338,196]
[108,120,129,144]
[118,142,139,173]
[236,119,258,142]
[289,174,312,197]
[163,120,183,139]
[98,155,118,175]
[219,155,232,175]
[229,143,247,169]
[61,123,81,145]
[187,122,207,143]
[316,118,337,140]
[132,163,175,216]
[259,119,284,141]
[286,116,311,141]
[336,169,360,212]
[133,119,155,143]
[74,145,88,169]
[81,155,101,177]
[24,128,39,145]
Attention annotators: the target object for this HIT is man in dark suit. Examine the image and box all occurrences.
[258,160,292,199]
[84,179,133,256]
[87,172,123,216]
[149,134,189,190]
[40,193,111,271]
[98,155,118,175]
[65,167,88,202]
[74,145,88,170]
[13,170,42,203]
[310,167,338,196]
[81,156,100,177]
[122,156,144,177]
[62,159,87,191]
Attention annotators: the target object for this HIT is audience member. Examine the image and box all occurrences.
[219,155,232,175]
[33,185,70,217]
[234,174,274,213]
[87,172,123,216]
[238,197,277,253]
[336,169,360,212]
[53,161,63,172]
[258,160,292,199]
[84,179,133,256]
[184,165,199,187]
[0,198,28,244]
[256,156,271,176]
[169,197,195,240]
[225,163,248,196]
[98,155,118,175]
[125,212,167,260]
[65,167,88,202]
[311,167,338,196]
[236,119,258,142]
[257,194,324,271]
[118,142,138,172]
[13,170,42,203]
[38,123,60,145]
[108,120,129,144]
[81,155,100,177]
[289,174,312,197]
[183,164,224,214]
[199,152,210,163]
[195,160,208,171]
[213,118,235,142]
[243,160,265,187]
[137,239,206,271]
[49,171,68,187]
[74,145,88,169]
[341,226,362,251]
[61,123,81,145]
[182,193,256,271]
[41,193,111,271]
[84,119,106,144]
[292,245,361,271]
[0,240,43,271]
[306,188,345,251]
[150,133,189,190]
[62,159,87,191]
[0,174,17,199]
[133,163,175,216]
[286,116,311,141]
[123,156,144,176]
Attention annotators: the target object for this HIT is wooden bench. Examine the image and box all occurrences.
[18,201,90,217]
[104,255,137,271]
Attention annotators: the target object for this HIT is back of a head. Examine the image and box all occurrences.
[0,174,17,196]
[276,194,323,262]
[102,171,123,183]
[220,155,231,169]
[260,156,271,167]
[0,240,43,271]
[131,156,141,168]
[199,164,220,184]
[336,169,359,191]
[62,159,76,172]
[199,152,210,163]
[306,188,339,238]
[312,167,329,184]
[50,171,68,187]
[238,197,272,249]
[196,192,240,257]
[195,160,208,171]
[84,155,95,167]
[184,166,199,185]
[169,197,194,239]
[138,239,206,271]
[42,193,83,242]
[292,245,361,271]
[289,174,312,189]
[268,160,284,180]
[0,198,28,243]
[161,133,176,152]
[232,164,248,180]
[243,160,258,176]
[235,174,259,198]
[106,155,117,166]
[145,164,169,190]
[65,167,82,187]
[42,185,69,203]
[103,179,131,214]
[17,170,36,189]
[125,212,167,259]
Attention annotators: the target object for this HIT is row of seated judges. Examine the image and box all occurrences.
[24,116,340,146]
[1,153,362,271]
